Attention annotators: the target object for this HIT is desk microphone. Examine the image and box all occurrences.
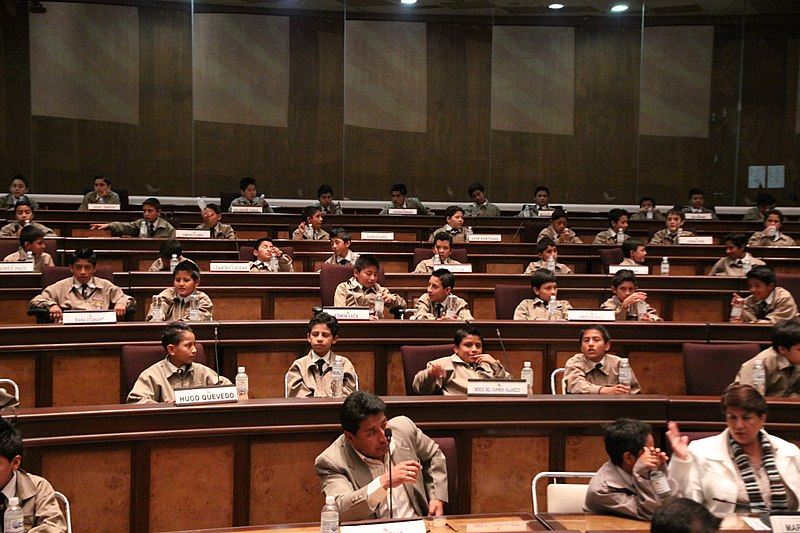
[384,428,393,519]
[511,220,526,243]
[711,497,768,513]
[213,325,222,385]
[495,328,512,371]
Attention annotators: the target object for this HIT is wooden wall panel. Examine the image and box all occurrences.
[0,9,31,181]
[237,351,298,398]
[215,297,263,320]
[51,351,119,406]
[274,296,321,319]
[387,349,406,395]
[628,351,684,395]
[564,435,605,472]
[0,355,36,407]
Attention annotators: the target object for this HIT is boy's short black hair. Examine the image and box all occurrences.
[639,196,656,207]
[431,268,455,290]
[302,205,322,221]
[391,183,408,196]
[239,177,256,191]
[551,209,568,222]
[70,248,97,266]
[341,391,386,435]
[651,497,721,533]
[468,182,485,195]
[14,200,33,213]
[608,208,628,224]
[433,231,453,245]
[603,418,652,467]
[534,185,549,196]
[444,205,464,218]
[173,260,200,280]
[666,209,685,220]
[622,238,644,258]
[532,268,556,289]
[688,188,704,198]
[308,311,339,337]
[142,197,161,210]
[317,184,334,198]
[12,174,30,189]
[0,417,23,462]
[611,269,637,288]
[253,236,274,250]
[354,254,380,272]
[580,324,610,342]
[771,319,800,351]
[94,174,111,185]
[161,322,193,351]
[722,232,748,248]
[454,326,483,345]
[204,203,222,215]
[19,225,45,246]
[746,265,776,286]
[765,208,784,223]
[330,227,351,243]
[536,237,557,254]
[159,239,183,260]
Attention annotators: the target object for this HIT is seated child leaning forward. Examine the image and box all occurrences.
[563,324,642,394]
[412,326,511,395]
[146,260,214,322]
[127,322,232,403]
[334,254,406,314]
[601,269,662,322]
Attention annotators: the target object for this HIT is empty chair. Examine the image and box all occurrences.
[432,437,459,514]
[411,247,469,268]
[495,284,532,320]
[531,471,596,514]
[121,343,207,402]
[400,344,454,395]
[319,263,386,307]
[682,343,761,395]
[550,368,566,395]
[597,248,624,274]
[54,491,73,533]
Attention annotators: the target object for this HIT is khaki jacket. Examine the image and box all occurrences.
[2,249,54,272]
[412,293,473,321]
[412,354,511,395]
[513,297,572,321]
[741,286,799,324]
[333,278,406,309]
[735,347,800,398]
[563,353,641,394]
[285,351,357,398]
[15,470,67,533]
[145,288,214,322]
[126,359,232,403]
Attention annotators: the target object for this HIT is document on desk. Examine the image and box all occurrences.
[466,519,528,532]
[342,519,425,533]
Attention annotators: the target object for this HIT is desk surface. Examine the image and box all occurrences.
[536,513,753,532]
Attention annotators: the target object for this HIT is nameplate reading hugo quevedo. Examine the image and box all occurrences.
[684,212,713,220]
[360,231,395,241]
[467,379,527,397]
[229,205,263,213]
[174,385,238,406]
[678,235,713,245]
[467,233,502,242]
[437,264,473,273]
[209,262,251,272]
[609,265,649,275]
[323,307,370,320]
[175,229,211,239]
[342,519,425,533]
[387,208,417,216]
[0,262,34,272]
[567,309,616,322]
[87,203,121,211]
[62,310,117,324]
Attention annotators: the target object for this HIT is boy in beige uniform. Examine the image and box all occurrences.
[146,261,213,322]
[414,232,462,273]
[196,203,236,239]
[229,176,274,212]
[286,313,358,398]
[90,197,175,238]
[601,270,662,321]
[619,239,647,267]
[748,209,796,247]
[78,174,120,210]
[334,255,406,314]
[537,209,582,244]
[29,248,132,322]
[593,209,630,245]
[412,327,511,395]
[2,225,54,272]
[0,201,55,237]
[127,322,231,403]
[148,240,197,272]
[524,237,574,274]
[708,233,765,276]
[292,205,330,240]
[465,182,501,217]
[680,188,718,220]
[248,237,293,272]
[629,197,665,221]
[648,210,694,245]
[734,319,800,397]
[315,184,343,215]
[514,269,572,321]
[412,269,473,320]
[429,205,472,243]
[379,183,431,215]
[324,228,359,266]
[564,325,642,394]
[0,175,39,210]
[731,266,799,324]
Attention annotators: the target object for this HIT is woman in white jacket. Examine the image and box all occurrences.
[667,384,800,515]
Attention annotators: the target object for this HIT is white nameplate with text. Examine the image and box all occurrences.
[0,262,34,272]
[679,235,713,245]
[567,309,615,322]
[769,515,800,533]
[176,229,211,239]
[210,261,251,272]
[361,231,395,240]
[174,385,238,406]
[230,205,263,213]
[609,265,649,275]
[537,209,554,218]
[87,203,120,211]
[342,519,425,533]
[684,212,712,220]
[437,264,473,273]
[467,379,527,396]
[62,310,117,324]
[323,307,370,320]
[387,208,417,215]
[467,234,502,242]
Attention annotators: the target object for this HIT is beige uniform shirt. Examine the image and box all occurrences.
[230,195,274,213]
[107,217,176,238]
[12,470,67,533]
[292,227,331,240]
[630,210,666,221]
[145,287,214,322]
[741,286,799,324]
[524,259,573,274]
[513,297,572,321]
[126,358,232,403]
[619,258,644,267]
[564,353,642,394]
[29,276,132,314]
[465,202,501,217]
[601,295,662,321]
[413,257,462,274]
[195,222,236,239]
[585,461,679,520]
[0,221,55,237]
[248,255,293,272]
[593,228,629,245]
[537,225,582,244]
[681,206,718,220]
[2,249,54,272]
[428,225,471,243]
[285,350,358,398]
[749,231,796,247]
[412,353,511,395]
[379,197,430,215]
[648,229,695,245]
[735,347,800,398]
[148,255,197,272]
[325,251,360,266]
[412,293,473,320]
[708,254,766,276]
[333,278,406,308]
[78,190,120,210]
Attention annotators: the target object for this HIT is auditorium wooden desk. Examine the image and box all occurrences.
[536,513,755,531]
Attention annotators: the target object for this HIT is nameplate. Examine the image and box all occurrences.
[467,233,502,242]
[342,519,425,533]
[769,515,800,533]
[387,208,417,215]
[437,264,473,273]
[467,379,527,396]
[0,261,34,272]
[567,309,615,321]
[87,203,120,211]
[684,212,712,220]
[609,265,649,275]
[466,520,529,533]
[174,385,238,406]
[62,310,117,324]
[210,261,250,272]
[742,517,770,531]
[176,229,211,239]
[679,235,713,245]
[361,231,395,240]
[323,307,370,320]
[230,205,262,213]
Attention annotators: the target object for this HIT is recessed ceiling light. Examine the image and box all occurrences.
[610,3,629,12]
[401,0,417,4]
[548,3,564,8]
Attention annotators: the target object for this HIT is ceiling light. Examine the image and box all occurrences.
[548,3,564,8]
[401,0,417,4]
[610,4,629,12]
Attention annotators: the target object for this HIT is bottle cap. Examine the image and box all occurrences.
[238,366,245,372]
[326,495,335,505]
[523,361,531,367]
[8,497,18,506]
[621,358,629,363]
[335,355,343,363]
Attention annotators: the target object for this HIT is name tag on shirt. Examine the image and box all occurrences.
[87,203,120,210]
[437,264,473,273]
[174,385,238,406]
[609,265,649,275]
[567,309,615,322]
[679,235,713,245]
[176,229,211,239]
[210,261,251,272]
[537,210,554,218]
[387,208,417,215]
[230,205,262,213]
[361,231,395,240]
[0,262,34,272]
[324,307,370,320]
[342,520,426,533]
[467,233,502,242]
[684,212,712,220]
[467,379,527,396]
[62,310,117,324]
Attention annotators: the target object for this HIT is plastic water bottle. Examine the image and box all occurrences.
[269,255,279,272]
[170,254,179,271]
[650,470,671,499]
[331,356,344,398]
[521,361,534,396]
[445,294,458,318]
[660,257,670,276]
[547,255,556,272]
[372,297,384,320]
[196,197,207,210]
[320,495,339,533]
[151,295,164,322]
[616,227,625,244]
[235,366,249,400]
[547,294,559,320]
[742,255,752,274]
[139,220,148,238]
[188,293,200,321]
[4,496,24,533]
[619,358,631,387]
[25,251,33,262]
[433,254,441,265]
[752,359,765,394]
[730,300,743,321]
[24,220,30,227]
[646,208,654,220]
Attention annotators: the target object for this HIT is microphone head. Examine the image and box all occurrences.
[496,328,501,337]
[384,428,393,441]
